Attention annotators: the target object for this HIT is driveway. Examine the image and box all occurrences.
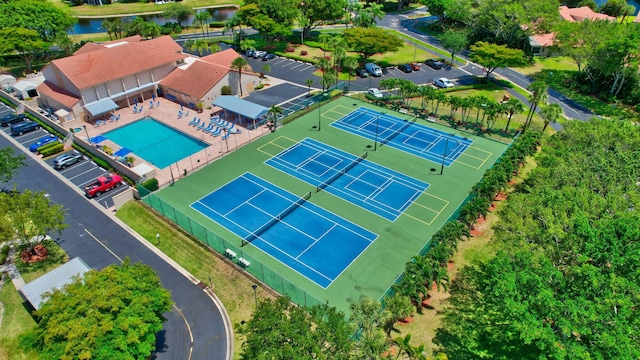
[0,133,231,360]
[245,82,308,107]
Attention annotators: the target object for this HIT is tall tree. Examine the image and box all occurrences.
[343,28,403,61]
[230,56,249,96]
[298,0,347,39]
[195,10,212,38]
[353,3,385,27]
[162,3,194,27]
[502,97,525,133]
[3,188,67,244]
[524,80,547,131]
[0,0,76,42]
[421,0,453,25]
[538,103,562,131]
[0,147,26,184]
[305,78,315,97]
[268,104,282,129]
[25,260,173,360]
[439,30,467,64]
[238,297,353,359]
[343,57,359,90]
[469,41,527,78]
[0,27,48,73]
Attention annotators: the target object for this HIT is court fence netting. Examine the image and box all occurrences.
[138,191,324,309]
[242,191,312,246]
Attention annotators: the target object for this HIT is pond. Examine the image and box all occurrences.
[70,7,236,34]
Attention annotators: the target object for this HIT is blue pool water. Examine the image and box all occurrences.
[103,117,209,169]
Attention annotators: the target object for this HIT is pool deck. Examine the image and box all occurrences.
[63,100,272,187]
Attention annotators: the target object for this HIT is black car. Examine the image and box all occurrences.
[0,113,26,127]
[262,53,276,61]
[356,68,369,78]
[10,121,40,136]
[425,59,445,69]
[398,64,413,73]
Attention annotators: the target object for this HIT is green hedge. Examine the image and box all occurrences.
[40,143,64,157]
[0,245,10,265]
[36,140,61,153]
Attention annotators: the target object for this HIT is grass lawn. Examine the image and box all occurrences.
[0,284,39,360]
[512,56,578,76]
[50,0,241,17]
[116,201,275,359]
[391,156,538,354]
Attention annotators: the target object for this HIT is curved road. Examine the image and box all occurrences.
[0,133,231,360]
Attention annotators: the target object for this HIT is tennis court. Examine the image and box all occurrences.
[331,107,473,166]
[265,138,429,221]
[190,172,377,288]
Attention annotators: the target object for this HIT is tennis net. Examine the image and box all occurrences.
[242,191,312,246]
[316,151,368,192]
[379,116,417,146]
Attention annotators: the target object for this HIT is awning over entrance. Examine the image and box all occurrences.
[213,96,269,120]
[84,98,118,116]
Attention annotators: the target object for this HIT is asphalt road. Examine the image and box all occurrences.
[0,134,230,360]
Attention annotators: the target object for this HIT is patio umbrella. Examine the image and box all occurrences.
[180,102,183,111]
[134,98,138,106]
[152,92,156,101]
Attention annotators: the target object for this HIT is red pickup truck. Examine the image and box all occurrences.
[84,174,123,198]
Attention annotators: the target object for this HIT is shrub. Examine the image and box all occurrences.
[286,47,295,53]
[137,178,159,196]
[0,245,10,265]
[40,143,64,157]
[209,21,225,28]
[300,50,308,56]
[255,83,265,90]
[221,85,232,95]
[36,140,61,153]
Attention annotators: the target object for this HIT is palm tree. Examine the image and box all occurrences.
[230,56,249,96]
[483,100,501,131]
[382,294,413,337]
[239,39,256,56]
[525,80,548,132]
[343,57,359,90]
[447,95,462,119]
[349,296,388,335]
[471,95,490,125]
[318,33,332,57]
[260,64,271,80]
[539,103,563,131]
[330,37,347,72]
[305,78,314,98]
[195,10,211,38]
[502,97,525,133]
[184,39,219,57]
[459,96,474,123]
[322,69,337,92]
[268,105,282,130]
[431,91,447,116]
[419,86,435,112]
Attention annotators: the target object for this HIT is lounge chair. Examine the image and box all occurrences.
[184,110,190,117]
[227,122,235,131]
[197,121,206,130]
[156,100,161,107]
[205,125,217,134]
[149,101,154,108]
[187,117,197,125]
[191,118,201,127]
[229,128,241,134]
[177,110,183,118]
[115,114,121,122]
[202,123,214,132]
[221,131,231,140]
[211,128,222,137]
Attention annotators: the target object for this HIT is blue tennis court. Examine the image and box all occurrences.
[190,173,377,288]
[331,107,473,166]
[265,138,429,221]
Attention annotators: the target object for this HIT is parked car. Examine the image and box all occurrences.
[246,49,255,57]
[434,77,455,88]
[0,113,25,127]
[425,59,445,69]
[29,135,59,152]
[253,50,266,59]
[410,63,421,71]
[356,68,369,78]
[10,121,40,136]
[368,88,384,99]
[262,53,276,61]
[53,152,84,170]
[365,62,383,77]
[397,64,413,73]
[84,174,123,198]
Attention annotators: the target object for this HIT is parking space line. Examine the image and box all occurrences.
[273,58,289,66]
[70,168,107,183]
[299,65,313,72]
[289,62,307,70]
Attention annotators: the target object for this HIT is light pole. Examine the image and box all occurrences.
[156,233,160,245]
[317,92,325,131]
[83,125,91,144]
[251,284,258,307]
[373,112,384,151]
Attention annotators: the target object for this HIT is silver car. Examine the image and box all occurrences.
[53,152,84,170]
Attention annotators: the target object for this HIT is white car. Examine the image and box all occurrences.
[368,88,383,99]
[434,77,455,88]
[252,50,266,59]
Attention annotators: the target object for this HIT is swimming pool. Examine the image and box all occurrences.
[103,117,209,169]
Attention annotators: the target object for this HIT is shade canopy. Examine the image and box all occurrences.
[213,96,269,120]
[84,98,118,116]
[19,257,91,310]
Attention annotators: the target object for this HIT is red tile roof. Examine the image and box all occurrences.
[530,33,556,47]
[74,35,144,55]
[558,6,616,22]
[160,61,229,99]
[48,38,187,89]
[201,48,242,68]
[136,36,183,53]
[37,81,81,108]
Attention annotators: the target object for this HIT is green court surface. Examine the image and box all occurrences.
[152,96,508,313]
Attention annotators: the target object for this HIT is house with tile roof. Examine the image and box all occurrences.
[528,6,616,56]
[36,36,258,121]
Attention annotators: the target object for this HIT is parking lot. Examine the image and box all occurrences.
[1,119,129,209]
[244,53,471,92]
